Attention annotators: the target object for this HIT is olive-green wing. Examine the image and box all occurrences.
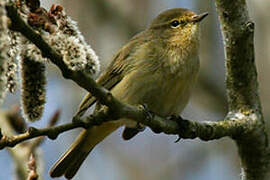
[76,31,146,117]
[76,72,122,116]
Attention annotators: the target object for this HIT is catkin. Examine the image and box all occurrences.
[48,34,87,71]
[0,0,9,104]
[18,28,48,121]
[6,31,22,93]
[47,9,100,74]
[20,56,46,121]
[64,15,100,75]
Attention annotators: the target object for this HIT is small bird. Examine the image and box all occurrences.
[50,8,208,179]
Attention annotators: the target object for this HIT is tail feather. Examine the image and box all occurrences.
[64,150,90,179]
[49,130,90,178]
[50,122,121,179]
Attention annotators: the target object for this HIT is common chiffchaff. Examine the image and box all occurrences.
[50,8,208,179]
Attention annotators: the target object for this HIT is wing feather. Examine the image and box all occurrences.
[76,31,147,116]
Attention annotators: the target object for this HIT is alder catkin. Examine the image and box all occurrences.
[20,56,46,121]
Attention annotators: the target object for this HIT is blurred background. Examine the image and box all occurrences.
[1,0,269,179]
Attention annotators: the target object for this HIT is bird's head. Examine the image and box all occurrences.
[149,8,208,48]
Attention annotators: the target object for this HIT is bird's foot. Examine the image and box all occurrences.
[141,104,154,120]
[167,115,186,143]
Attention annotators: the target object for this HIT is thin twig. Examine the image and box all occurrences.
[30,110,61,151]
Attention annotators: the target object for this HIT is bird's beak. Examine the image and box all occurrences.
[191,12,208,23]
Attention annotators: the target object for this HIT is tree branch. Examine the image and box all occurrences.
[0,103,253,149]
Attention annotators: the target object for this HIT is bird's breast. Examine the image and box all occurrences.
[111,55,199,117]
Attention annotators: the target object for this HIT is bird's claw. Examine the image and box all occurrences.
[168,115,184,143]
[141,104,154,121]
[174,135,181,143]
[135,122,146,132]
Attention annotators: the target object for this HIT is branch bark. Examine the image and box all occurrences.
[214,0,270,179]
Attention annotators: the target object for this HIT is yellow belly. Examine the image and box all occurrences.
[111,68,197,118]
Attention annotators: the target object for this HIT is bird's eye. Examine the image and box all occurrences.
[170,20,180,27]
[170,20,185,28]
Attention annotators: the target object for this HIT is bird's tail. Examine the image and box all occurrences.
[49,122,120,179]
